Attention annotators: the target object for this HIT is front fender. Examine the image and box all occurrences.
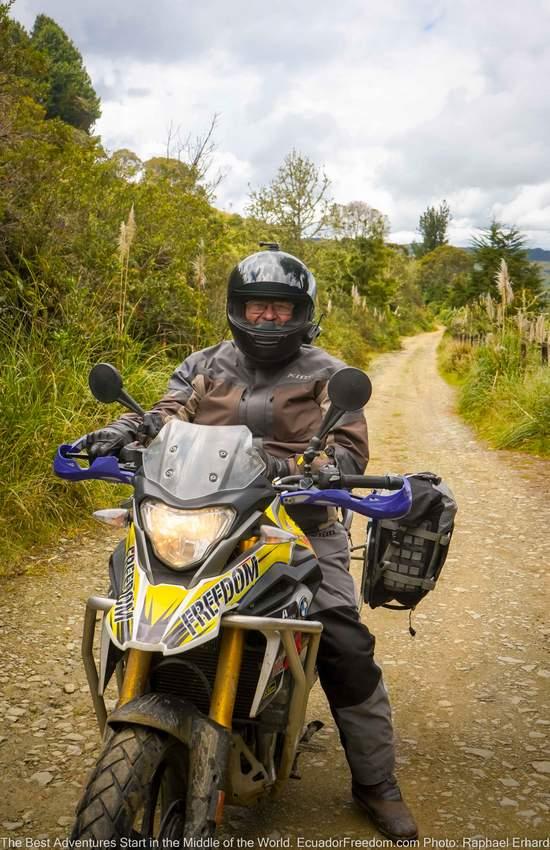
[107,692,198,744]
[107,693,232,836]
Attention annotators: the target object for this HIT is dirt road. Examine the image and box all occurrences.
[1,330,549,842]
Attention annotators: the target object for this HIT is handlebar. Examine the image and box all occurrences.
[339,474,404,490]
[275,473,405,491]
[54,444,136,484]
[277,470,412,520]
[55,441,412,519]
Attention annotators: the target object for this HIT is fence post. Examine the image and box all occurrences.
[542,341,549,366]
[521,341,527,363]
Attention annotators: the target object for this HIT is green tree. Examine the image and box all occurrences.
[308,200,400,311]
[344,237,396,308]
[30,14,100,132]
[416,245,473,307]
[413,200,451,257]
[143,157,205,196]
[470,221,543,303]
[247,149,331,249]
[0,4,48,101]
[110,148,143,181]
[328,200,389,241]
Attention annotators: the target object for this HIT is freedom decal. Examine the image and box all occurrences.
[106,533,293,654]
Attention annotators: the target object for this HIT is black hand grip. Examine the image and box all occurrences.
[119,442,145,464]
[340,474,405,491]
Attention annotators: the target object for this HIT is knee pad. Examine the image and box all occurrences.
[314,605,382,707]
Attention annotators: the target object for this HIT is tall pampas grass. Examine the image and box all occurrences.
[535,314,546,345]
[484,292,495,322]
[495,258,513,337]
[117,205,136,342]
[192,239,207,290]
[495,258,514,307]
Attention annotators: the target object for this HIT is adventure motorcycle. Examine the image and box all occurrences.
[54,363,412,842]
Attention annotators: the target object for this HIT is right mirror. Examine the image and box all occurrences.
[89,363,123,404]
[328,367,372,411]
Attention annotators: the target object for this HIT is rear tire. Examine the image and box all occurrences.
[71,725,188,842]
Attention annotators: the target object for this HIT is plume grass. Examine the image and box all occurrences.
[0,314,170,575]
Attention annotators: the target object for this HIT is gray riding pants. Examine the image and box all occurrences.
[307,522,395,785]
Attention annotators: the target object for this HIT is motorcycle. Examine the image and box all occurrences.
[53,363,412,843]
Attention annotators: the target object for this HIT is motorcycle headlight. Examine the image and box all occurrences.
[141,500,235,569]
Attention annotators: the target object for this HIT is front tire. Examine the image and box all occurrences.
[71,725,188,842]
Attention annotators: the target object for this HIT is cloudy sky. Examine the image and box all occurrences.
[13,0,550,248]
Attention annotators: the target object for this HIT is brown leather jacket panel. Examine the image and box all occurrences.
[114,341,369,475]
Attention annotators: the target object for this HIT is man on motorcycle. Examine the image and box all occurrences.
[84,247,418,842]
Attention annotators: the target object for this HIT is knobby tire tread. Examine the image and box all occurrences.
[70,726,173,841]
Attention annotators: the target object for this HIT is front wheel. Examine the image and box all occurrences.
[71,725,188,842]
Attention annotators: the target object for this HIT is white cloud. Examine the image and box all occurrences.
[91,53,261,159]
[493,183,550,242]
[12,0,550,248]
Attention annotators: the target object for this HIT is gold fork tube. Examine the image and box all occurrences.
[209,627,245,728]
[117,649,151,707]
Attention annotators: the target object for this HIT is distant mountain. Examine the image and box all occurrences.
[528,248,550,261]
[453,246,550,261]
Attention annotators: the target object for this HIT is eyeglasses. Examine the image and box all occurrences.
[245,300,294,318]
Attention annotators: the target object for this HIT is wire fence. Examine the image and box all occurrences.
[452,332,550,366]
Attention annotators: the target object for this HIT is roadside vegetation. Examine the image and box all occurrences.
[415,206,549,457]
[438,307,550,458]
[0,5,431,573]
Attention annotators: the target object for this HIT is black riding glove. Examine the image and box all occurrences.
[256,449,291,481]
[136,411,165,445]
[85,427,131,462]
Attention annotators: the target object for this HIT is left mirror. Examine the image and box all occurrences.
[89,363,123,403]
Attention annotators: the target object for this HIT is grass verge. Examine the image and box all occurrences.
[438,334,550,457]
[0,319,172,576]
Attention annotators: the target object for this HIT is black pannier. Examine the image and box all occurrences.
[361,472,457,610]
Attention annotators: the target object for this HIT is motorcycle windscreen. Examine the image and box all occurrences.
[143,420,266,500]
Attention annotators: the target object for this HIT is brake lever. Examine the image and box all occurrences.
[272,473,318,492]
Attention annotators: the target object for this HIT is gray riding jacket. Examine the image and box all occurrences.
[113,341,369,523]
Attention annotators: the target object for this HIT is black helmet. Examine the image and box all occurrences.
[227,247,318,364]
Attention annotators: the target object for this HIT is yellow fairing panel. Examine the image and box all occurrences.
[109,525,142,646]
[265,499,314,550]
[106,521,294,655]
